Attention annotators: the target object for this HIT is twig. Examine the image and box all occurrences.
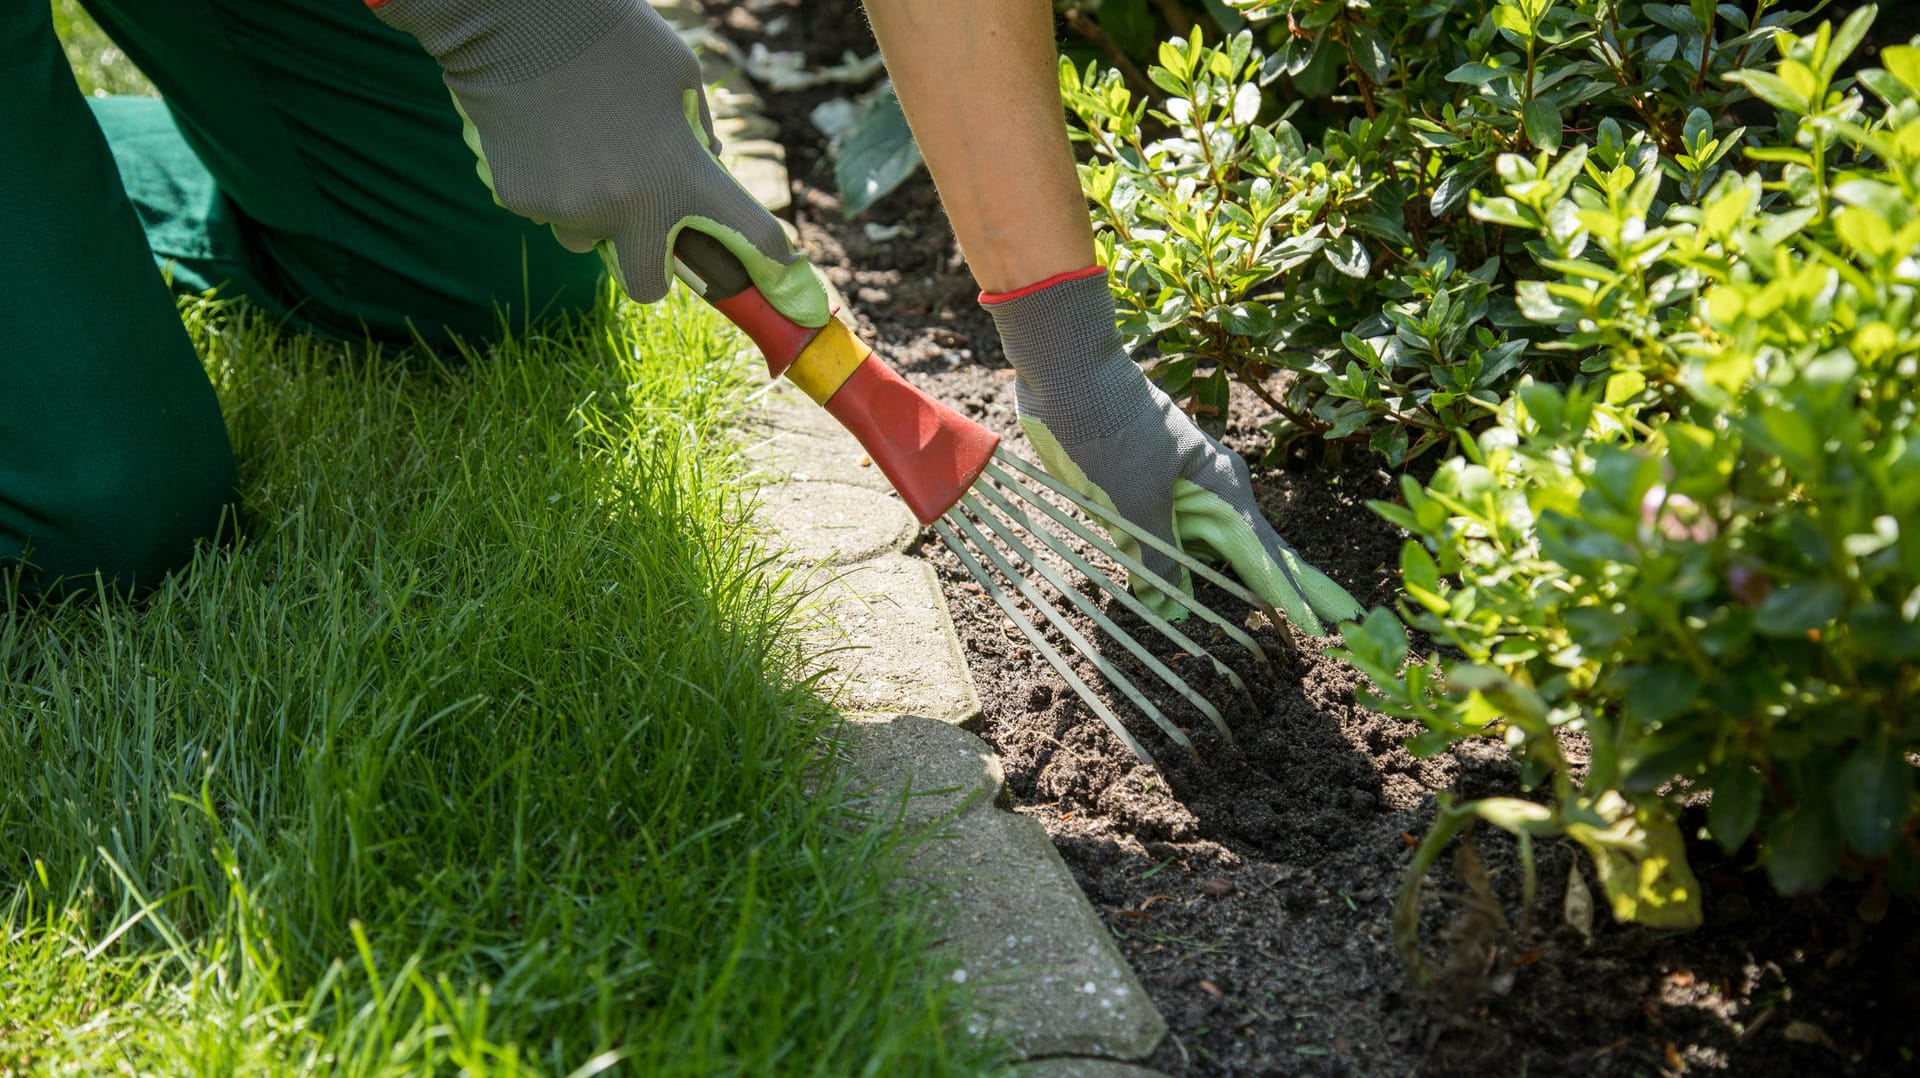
[1150,0,1196,37]
[1240,365,1324,433]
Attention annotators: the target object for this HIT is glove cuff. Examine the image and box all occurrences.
[982,267,1149,447]
[368,0,641,86]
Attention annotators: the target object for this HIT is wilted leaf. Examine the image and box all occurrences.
[1565,793,1703,929]
[1783,1020,1837,1051]
[1564,860,1594,943]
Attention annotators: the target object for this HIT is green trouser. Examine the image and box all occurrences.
[3,0,603,596]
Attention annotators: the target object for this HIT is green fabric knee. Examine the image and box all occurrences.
[3,2,237,596]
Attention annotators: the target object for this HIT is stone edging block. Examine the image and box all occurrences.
[839,717,1168,1063]
[683,0,1171,1062]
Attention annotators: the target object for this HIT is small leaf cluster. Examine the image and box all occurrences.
[1339,8,1920,964]
[1060,0,1813,463]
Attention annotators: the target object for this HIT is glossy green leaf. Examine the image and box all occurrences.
[1752,581,1845,637]
[1883,45,1920,93]
[1766,802,1842,895]
[1726,69,1807,113]
[1348,22,1392,84]
[1834,740,1914,857]
[1708,763,1763,853]
[1623,664,1702,726]
[1326,233,1372,277]
[835,86,924,217]
[1522,98,1562,153]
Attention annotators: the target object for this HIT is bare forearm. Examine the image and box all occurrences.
[860,0,1095,293]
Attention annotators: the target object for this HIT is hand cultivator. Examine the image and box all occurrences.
[675,235,1278,764]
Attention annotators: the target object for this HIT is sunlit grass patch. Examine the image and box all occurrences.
[0,290,994,1075]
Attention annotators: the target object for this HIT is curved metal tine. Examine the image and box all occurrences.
[931,520,1155,765]
[977,459,1272,670]
[960,490,1239,740]
[943,511,1193,753]
[966,481,1251,699]
[989,449,1289,634]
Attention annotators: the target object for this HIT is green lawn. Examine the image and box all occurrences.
[51,0,154,98]
[4,14,998,1075]
[1,288,992,1075]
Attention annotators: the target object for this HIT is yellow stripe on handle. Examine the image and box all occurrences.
[785,319,871,405]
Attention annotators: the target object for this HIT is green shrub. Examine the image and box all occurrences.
[1335,6,1919,975]
[1060,0,1813,462]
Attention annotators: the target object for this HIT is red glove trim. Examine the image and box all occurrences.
[978,265,1106,306]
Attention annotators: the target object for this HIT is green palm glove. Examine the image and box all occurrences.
[368,0,827,326]
[984,269,1362,637]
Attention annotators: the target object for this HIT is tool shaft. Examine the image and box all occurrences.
[676,235,999,524]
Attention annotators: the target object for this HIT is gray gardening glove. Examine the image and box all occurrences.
[368,0,828,326]
[983,269,1363,637]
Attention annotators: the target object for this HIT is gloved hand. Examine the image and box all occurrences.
[367,0,828,328]
[983,268,1362,637]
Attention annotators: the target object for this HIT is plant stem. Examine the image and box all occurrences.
[1691,6,1717,94]
[1242,365,1324,432]
[1149,0,1195,37]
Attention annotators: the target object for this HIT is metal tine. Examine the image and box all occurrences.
[931,519,1155,765]
[976,460,1272,670]
[943,511,1194,754]
[967,479,1252,698]
[957,493,1234,743]
[988,450,1291,634]
[964,483,1251,706]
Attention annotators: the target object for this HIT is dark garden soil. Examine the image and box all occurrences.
[708,2,1920,1074]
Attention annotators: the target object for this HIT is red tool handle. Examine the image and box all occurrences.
[817,352,1000,525]
[682,237,998,525]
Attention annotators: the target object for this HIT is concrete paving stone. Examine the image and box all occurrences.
[645,0,703,27]
[720,137,787,164]
[720,152,793,217]
[838,717,1165,1061]
[801,554,981,726]
[747,425,891,490]
[707,83,766,120]
[714,33,1167,1065]
[760,479,914,566]
[751,379,847,438]
[918,801,1166,1059]
[837,715,1005,824]
[713,112,781,143]
[1015,1060,1171,1078]
[745,381,890,490]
